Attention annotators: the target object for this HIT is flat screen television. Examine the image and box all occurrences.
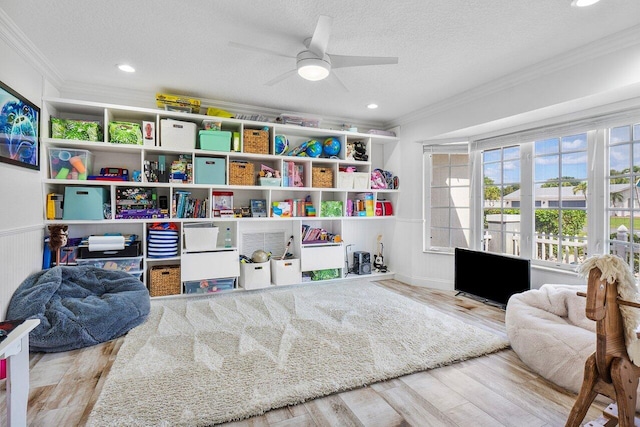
[454,248,531,307]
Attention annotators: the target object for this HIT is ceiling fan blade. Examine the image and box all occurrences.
[328,72,349,92]
[265,69,298,86]
[329,54,399,69]
[308,15,333,56]
[228,41,295,59]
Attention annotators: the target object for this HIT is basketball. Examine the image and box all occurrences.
[323,137,341,157]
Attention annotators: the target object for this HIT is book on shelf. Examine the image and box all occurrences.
[301,225,339,243]
[172,191,207,218]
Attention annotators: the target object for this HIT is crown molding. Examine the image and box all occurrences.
[0,8,64,88]
[390,24,640,128]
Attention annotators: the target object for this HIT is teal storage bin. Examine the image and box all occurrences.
[195,157,226,185]
[63,186,108,220]
[199,130,231,151]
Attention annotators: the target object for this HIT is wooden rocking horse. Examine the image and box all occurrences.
[566,255,640,427]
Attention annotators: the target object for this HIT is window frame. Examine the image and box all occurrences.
[423,108,640,274]
[422,143,471,253]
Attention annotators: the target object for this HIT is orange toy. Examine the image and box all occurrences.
[69,156,86,174]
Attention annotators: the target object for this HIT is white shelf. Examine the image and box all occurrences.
[41,97,400,295]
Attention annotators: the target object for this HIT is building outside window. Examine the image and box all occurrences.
[532,133,588,264]
[482,146,521,255]
[607,123,640,275]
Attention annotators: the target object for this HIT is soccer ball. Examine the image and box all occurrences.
[323,137,341,157]
[275,134,289,155]
[305,139,322,157]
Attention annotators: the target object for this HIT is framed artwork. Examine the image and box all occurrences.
[0,80,40,170]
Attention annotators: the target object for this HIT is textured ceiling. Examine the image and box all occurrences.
[2,0,640,129]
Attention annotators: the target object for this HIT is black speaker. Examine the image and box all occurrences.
[353,251,371,275]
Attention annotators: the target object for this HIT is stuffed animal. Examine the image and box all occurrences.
[352,140,368,161]
[48,224,68,266]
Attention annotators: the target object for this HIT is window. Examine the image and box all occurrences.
[607,122,640,275]
[424,148,470,251]
[423,109,640,274]
[482,146,521,255]
[533,133,588,264]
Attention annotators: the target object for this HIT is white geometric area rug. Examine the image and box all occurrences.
[87,280,509,426]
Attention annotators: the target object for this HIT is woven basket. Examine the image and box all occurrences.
[312,166,333,188]
[149,265,181,297]
[229,161,255,185]
[243,129,269,154]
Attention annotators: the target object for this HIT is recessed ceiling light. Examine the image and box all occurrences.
[571,0,601,7]
[367,103,378,109]
[117,64,136,73]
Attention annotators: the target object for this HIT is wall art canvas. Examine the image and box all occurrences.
[0,80,40,170]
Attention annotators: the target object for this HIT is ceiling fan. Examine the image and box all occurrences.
[229,15,399,90]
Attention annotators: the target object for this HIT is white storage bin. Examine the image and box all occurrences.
[160,119,197,150]
[271,259,302,286]
[337,172,355,189]
[183,224,218,252]
[181,250,239,281]
[353,172,370,190]
[240,262,271,290]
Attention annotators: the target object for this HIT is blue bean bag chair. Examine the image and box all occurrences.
[7,265,150,353]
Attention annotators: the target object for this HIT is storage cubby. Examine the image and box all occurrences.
[41,97,399,297]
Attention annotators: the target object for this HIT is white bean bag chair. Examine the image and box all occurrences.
[506,263,640,409]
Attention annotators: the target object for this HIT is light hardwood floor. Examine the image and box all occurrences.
[1,279,610,426]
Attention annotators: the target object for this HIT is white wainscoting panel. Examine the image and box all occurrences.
[0,226,44,320]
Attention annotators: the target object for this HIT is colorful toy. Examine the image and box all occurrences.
[287,140,309,156]
[371,169,387,189]
[305,139,322,157]
[55,167,70,179]
[275,134,289,155]
[323,137,341,157]
[69,156,86,173]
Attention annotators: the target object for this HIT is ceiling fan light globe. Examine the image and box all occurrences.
[297,57,331,81]
[571,0,600,6]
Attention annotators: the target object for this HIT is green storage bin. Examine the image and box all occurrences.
[199,130,231,151]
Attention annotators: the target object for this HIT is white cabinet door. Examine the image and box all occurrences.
[181,250,240,281]
[300,244,343,271]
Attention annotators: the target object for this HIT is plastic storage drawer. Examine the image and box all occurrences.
[76,256,143,272]
[49,148,93,180]
[184,277,235,294]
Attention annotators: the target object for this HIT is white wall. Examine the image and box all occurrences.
[0,36,49,318]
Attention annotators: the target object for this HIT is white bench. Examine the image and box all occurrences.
[0,319,40,427]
